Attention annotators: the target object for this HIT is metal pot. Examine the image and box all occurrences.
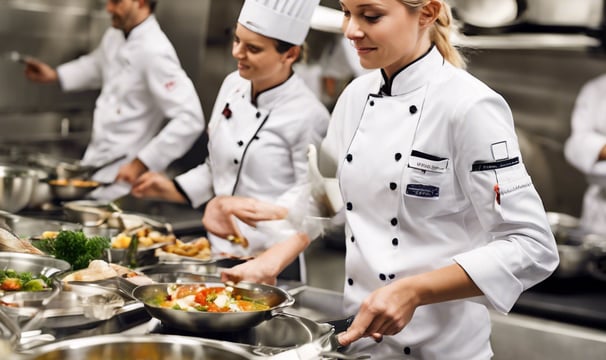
[47,179,103,202]
[0,165,39,213]
[132,275,295,333]
[18,334,257,360]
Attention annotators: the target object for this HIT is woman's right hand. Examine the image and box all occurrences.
[131,171,187,203]
[220,258,279,286]
[24,58,58,83]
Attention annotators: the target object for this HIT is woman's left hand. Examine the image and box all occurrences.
[337,280,418,346]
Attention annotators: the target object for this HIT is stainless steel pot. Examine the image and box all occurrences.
[132,275,295,333]
[18,334,257,360]
[0,165,40,213]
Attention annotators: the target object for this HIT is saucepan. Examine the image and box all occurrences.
[131,275,295,333]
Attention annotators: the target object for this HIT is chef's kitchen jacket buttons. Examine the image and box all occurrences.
[390,182,397,190]
[379,273,386,281]
[350,236,355,243]
[369,100,375,106]
[409,105,417,114]
[395,153,402,161]
[347,278,354,286]
[392,238,399,246]
[254,136,260,141]
[237,140,244,147]
[391,218,398,226]
[346,202,353,211]
[233,159,239,165]
[404,347,412,355]
[389,274,395,279]
[256,112,261,118]
[346,154,353,162]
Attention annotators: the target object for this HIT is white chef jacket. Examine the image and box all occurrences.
[317,47,559,359]
[175,71,329,256]
[564,74,606,234]
[57,15,204,199]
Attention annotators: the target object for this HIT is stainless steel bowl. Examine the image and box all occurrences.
[0,164,39,213]
[48,179,101,202]
[19,334,257,360]
[132,275,295,333]
[0,252,71,279]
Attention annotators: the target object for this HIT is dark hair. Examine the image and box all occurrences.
[275,39,306,63]
[148,0,157,12]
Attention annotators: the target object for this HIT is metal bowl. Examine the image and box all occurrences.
[0,252,71,279]
[19,334,257,360]
[0,164,40,213]
[132,275,295,333]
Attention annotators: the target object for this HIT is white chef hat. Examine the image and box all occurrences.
[238,0,321,45]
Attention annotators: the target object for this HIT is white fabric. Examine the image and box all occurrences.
[175,71,329,256]
[564,73,606,234]
[315,47,559,358]
[57,15,205,199]
[238,0,320,45]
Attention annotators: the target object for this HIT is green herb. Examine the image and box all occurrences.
[51,230,111,270]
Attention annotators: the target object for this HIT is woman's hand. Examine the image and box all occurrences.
[115,158,148,185]
[337,279,419,346]
[131,171,187,203]
[24,58,58,83]
[220,258,279,286]
[202,196,288,239]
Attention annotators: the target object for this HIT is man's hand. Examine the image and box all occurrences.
[24,58,58,83]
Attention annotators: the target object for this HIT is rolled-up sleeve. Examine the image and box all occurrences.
[452,94,559,313]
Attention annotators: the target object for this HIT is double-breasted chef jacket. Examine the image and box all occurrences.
[317,46,559,359]
[565,73,606,235]
[175,71,330,256]
[57,15,205,199]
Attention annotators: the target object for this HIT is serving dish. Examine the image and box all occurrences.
[0,253,70,280]
[132,275,294,333]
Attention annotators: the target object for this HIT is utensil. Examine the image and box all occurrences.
[3,51,28,64]
[0,164,40,213]
[18,334,257,360]
[132,275,295,332]
[55,154,127,180]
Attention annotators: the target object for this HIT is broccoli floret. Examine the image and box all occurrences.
[52,230,111,270]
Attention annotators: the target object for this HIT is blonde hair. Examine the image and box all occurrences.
[399,0,466,69]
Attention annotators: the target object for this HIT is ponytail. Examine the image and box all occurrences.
[399,0,466,69]
[430,1,466,69]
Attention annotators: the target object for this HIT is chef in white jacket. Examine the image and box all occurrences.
[564,74,606,234]
[132,0,329,276]
[23,0,204,200]
[219,0,559,358]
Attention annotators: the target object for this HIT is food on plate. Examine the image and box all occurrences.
[111,226,176,249]
[0,227,44,255]
[61,260,153,286]
[149,284,269,313]
[49,178,100,188]
[0,269,51,292]
[34,230,110,270]
[158,237,211,260]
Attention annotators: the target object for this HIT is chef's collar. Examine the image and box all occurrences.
[123,14,156,40]
[379,45,443,96]
[250,71,296,107]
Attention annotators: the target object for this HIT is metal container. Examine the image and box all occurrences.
[0,252,70,279]
[18,334,257,360]
[0,165,39,213]
[132,275,295,333]
[47,179,101,202]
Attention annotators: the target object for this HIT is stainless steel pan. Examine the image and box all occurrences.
[132,275,294,333]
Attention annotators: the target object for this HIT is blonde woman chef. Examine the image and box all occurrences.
[133,0,329,264]
[219,0,559,358]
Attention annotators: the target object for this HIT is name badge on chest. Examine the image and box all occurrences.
[408,150,449,173]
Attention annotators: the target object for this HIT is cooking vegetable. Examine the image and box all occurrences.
[0,269,51,291]
[43,230,111,270]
